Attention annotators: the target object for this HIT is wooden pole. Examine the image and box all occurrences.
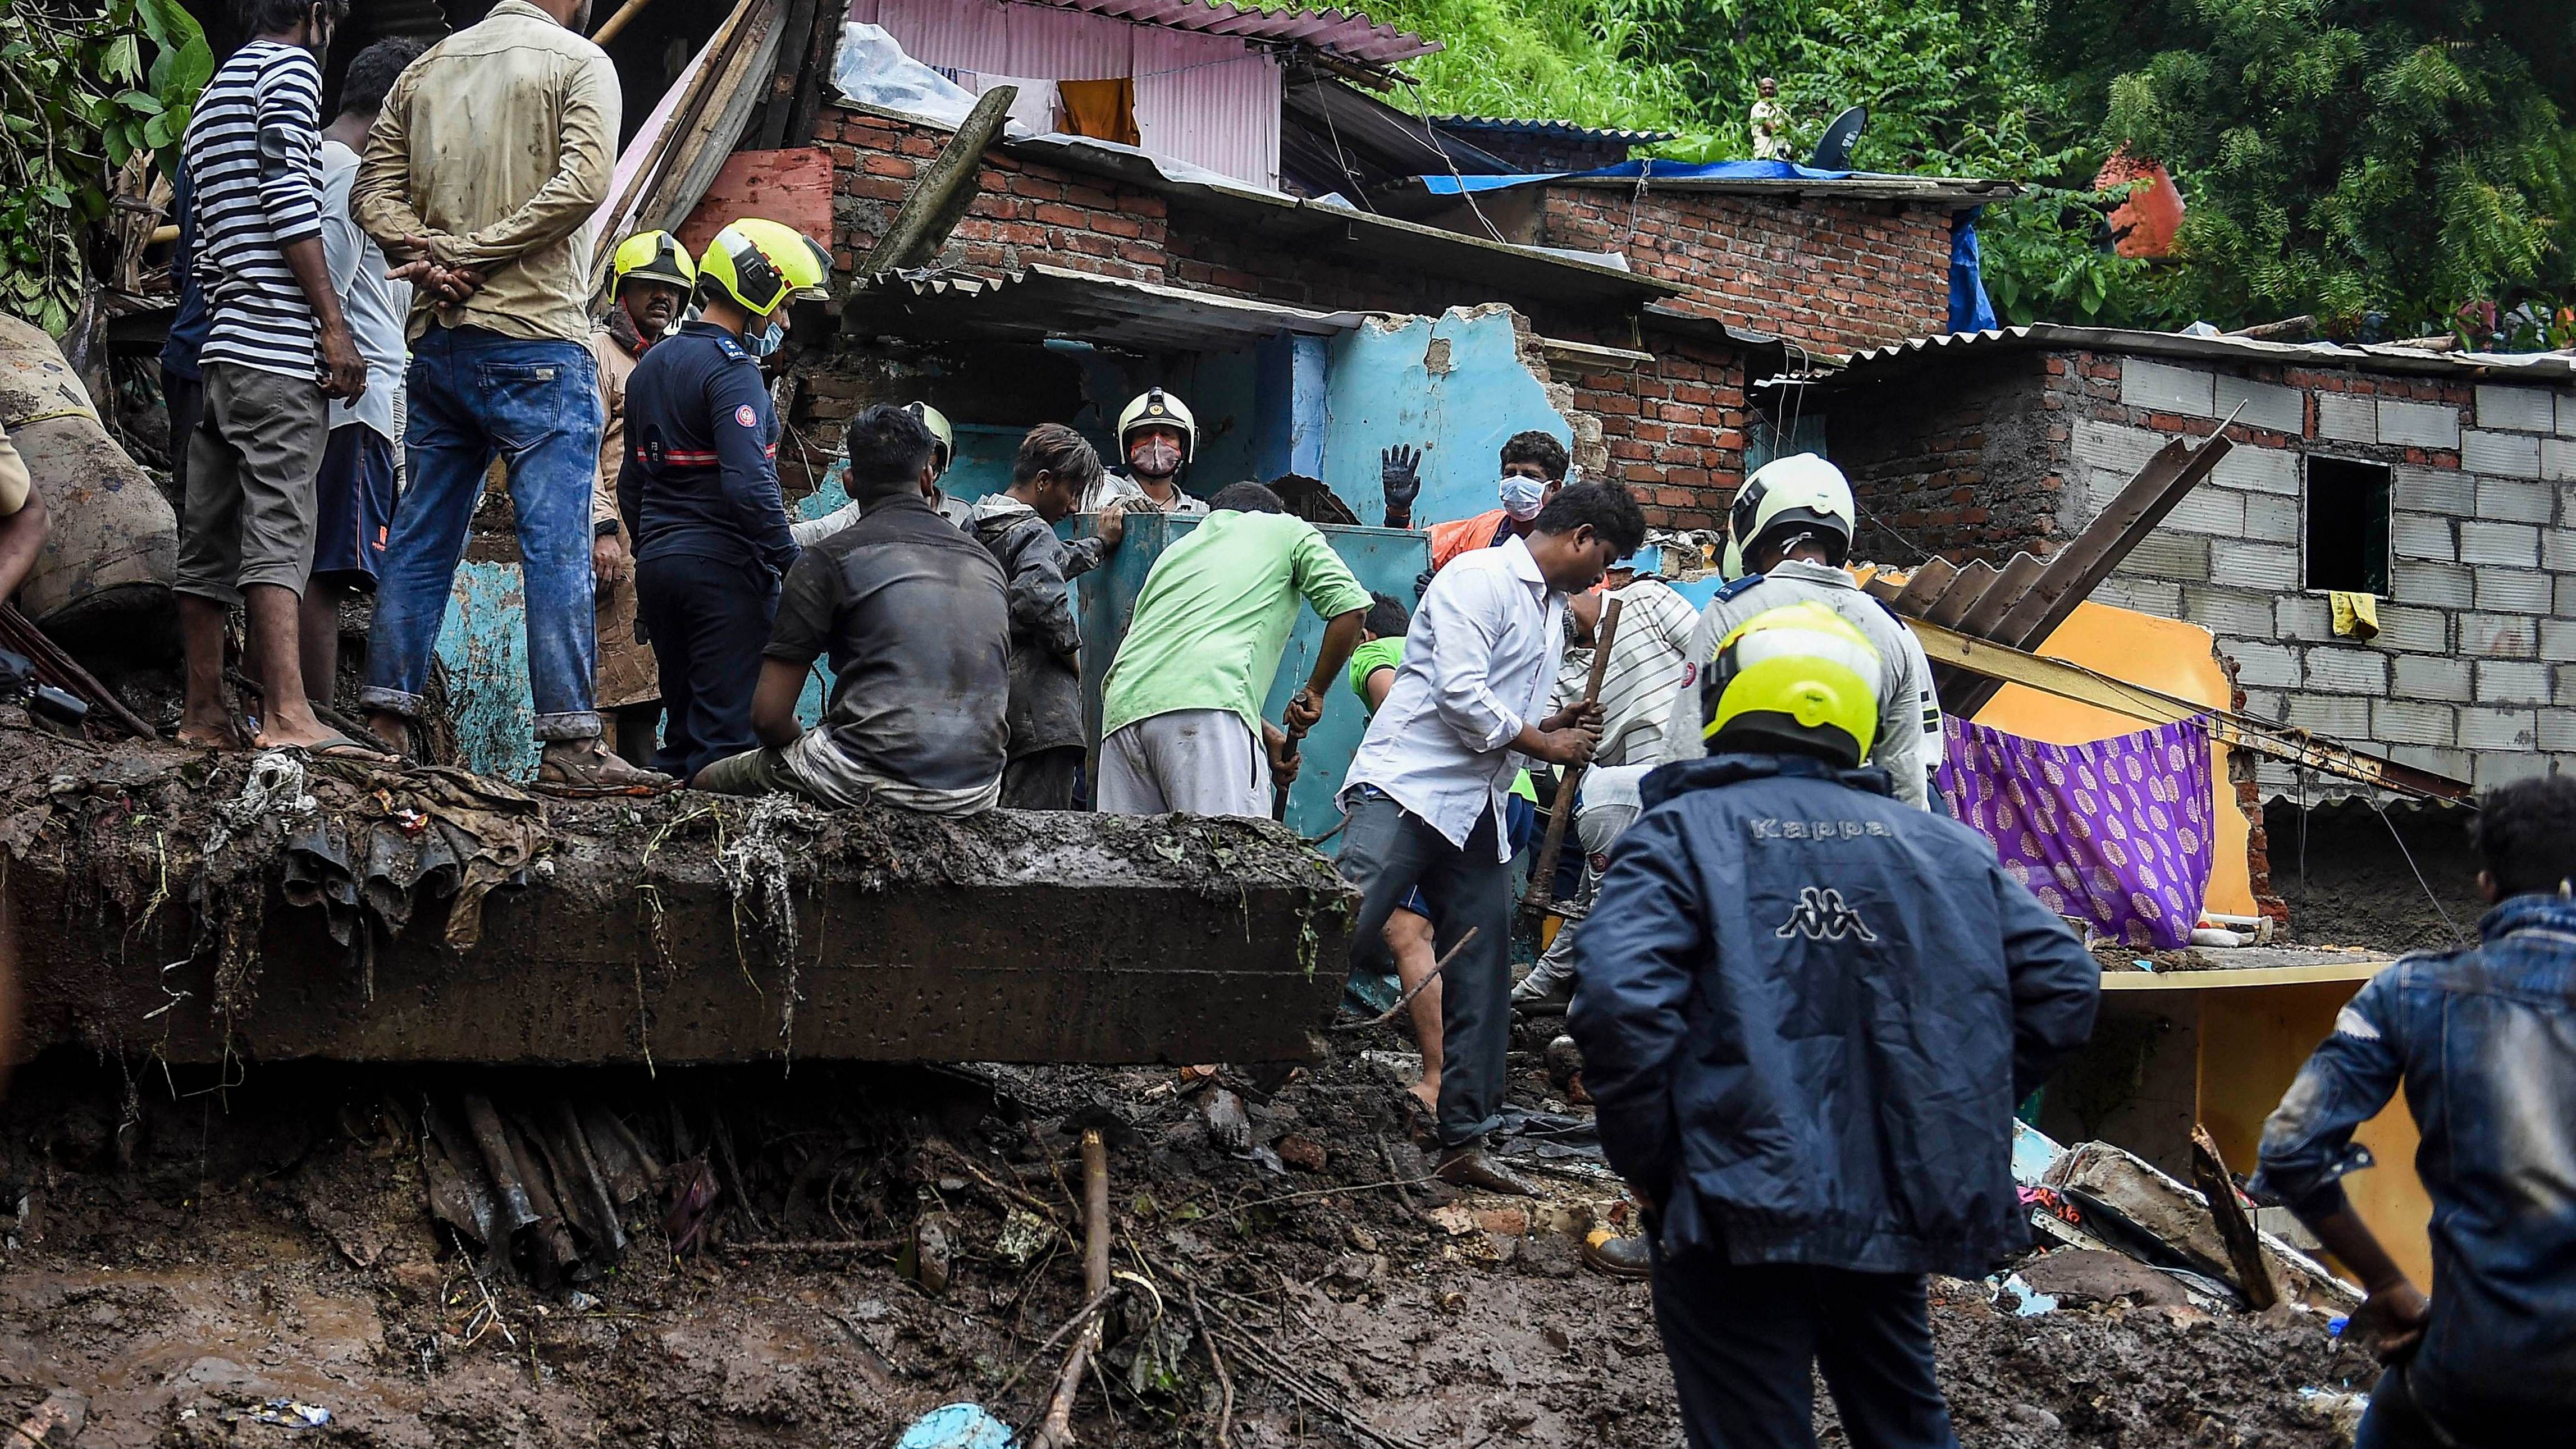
[858,85,1017,276]
[1031,1127,1109,1448]
[588,0,660,47]
[589,0,759,295]
[2190,1125,2278,1310]
[1522,596,1619,921]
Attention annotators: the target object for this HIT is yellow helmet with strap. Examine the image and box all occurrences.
[697,218,831,316]
[1117,387,1196,464]
[1700,601,1884,767]
[610,230,695,294]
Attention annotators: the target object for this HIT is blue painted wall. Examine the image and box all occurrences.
[1319,308,1569,529]
[436,561,540,781]
[1073,511,1429,836]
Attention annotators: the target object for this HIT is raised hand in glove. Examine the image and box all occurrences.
[1380,444,1422,527]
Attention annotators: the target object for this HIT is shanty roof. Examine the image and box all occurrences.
[843,264,1371,350]
[1427,115,1678,145]
[1007,0,1438,66]
[1816,323,2576,384]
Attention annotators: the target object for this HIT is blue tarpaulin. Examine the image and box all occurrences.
[1418,157,1887,195]
[1951,206,1997,333]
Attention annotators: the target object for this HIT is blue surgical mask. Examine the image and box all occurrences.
[745,321,785,358]
[1499,474,1547,520]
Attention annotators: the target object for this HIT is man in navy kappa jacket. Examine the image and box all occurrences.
[1569,601,2098,1449]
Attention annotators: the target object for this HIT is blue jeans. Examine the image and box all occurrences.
[362,326,602,741]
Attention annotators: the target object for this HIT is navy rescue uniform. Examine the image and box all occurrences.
[615,321,798,782]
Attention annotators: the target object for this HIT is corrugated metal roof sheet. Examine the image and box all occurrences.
[1001,0,1438,66]
[844,263,1372,350]
[1428,115,1677,144]
[1821,323,2576,383]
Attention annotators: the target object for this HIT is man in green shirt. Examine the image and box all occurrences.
[1099,482,1371,817]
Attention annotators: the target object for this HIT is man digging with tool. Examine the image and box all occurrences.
[1338,482,1643,1191]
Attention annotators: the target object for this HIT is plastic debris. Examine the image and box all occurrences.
[251,1400,332,1428]
[895,1402,1016,1448]
[1994,1273,2058,1317]
[992,1207,1056,1268]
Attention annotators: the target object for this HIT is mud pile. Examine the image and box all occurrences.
[0,1027,2378,1447]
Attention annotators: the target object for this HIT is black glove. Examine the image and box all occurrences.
[1380,444,1422,523]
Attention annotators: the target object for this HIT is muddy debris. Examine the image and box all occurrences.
[0,1022,2383,1448]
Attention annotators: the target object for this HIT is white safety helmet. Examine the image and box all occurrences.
[1722,452,1858,581]
[1117,387,1196,465]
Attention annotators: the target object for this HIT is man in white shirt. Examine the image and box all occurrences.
[1338,483,1646,1194]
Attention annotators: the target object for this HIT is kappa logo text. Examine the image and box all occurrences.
[1775,886,1878,943]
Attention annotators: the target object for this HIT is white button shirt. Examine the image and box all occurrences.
[1343,535,1565,860]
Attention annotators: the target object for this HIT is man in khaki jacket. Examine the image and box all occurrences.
[352,0,666,792]
[586,231,693,764]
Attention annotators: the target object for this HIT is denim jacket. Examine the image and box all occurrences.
[2250,894,2576,1427]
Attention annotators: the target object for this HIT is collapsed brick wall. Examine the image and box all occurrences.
[1835,341,2576,796]
[1537,187,1954,355]
[1560,336,1742,531]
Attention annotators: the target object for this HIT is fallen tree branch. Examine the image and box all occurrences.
[724,1237,899,1255]
[925,1138,1066,1224]
[992,1283,1121,1405]
[1174,1277,1422,1449]
[1331,928,1479,1032]
[1029,1127,1109,1449]
[1187,1286,1235,1449]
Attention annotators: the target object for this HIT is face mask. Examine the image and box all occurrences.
[745,320,785,358]
[1129,438,1182,478]
[1499,474,1547,521]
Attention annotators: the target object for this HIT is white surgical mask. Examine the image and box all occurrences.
[745,321,785,358]
[1499,474,1547,520]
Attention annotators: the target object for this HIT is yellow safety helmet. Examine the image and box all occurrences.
[903,401,954,473]
[610,230,696,294]
[1117,387,1196,465]
[697,218,831,317]
[1700,601,1883,767]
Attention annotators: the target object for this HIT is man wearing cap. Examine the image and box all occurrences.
[793,400,969,543]
[587,229,692,764]
[1084,388,1209,515]
[617,217,829,784]
[1571,602,2097,1449]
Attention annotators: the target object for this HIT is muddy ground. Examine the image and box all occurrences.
[0,1018,2382,1449]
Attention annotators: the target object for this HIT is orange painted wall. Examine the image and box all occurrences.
[1968,600,2258,917]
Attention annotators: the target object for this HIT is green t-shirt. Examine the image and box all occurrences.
[1347,635,1533,803]
[1100,510,1374,743]
[1348,637,1405,711]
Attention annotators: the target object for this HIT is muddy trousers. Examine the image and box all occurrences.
[1335,789,1510,1148]
[1650,1246,1956,1449]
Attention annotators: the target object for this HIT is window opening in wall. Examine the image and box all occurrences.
[2304,456,2391,594]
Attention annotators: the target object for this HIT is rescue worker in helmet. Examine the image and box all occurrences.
[616,217,828,784]
[792,400,966,545]
[1084,387,1209,515]
[587,230,695,765]
[1653,453,1943,810]
[1569,600,2095,1443]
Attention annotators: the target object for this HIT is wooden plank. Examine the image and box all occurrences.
[2192,1124,2280,1310]
[2099,959,2390,990]
[676,147,836,258]
[754,0,819,150]
[861,85,1018,275]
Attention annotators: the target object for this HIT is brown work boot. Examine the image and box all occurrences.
[533,738,674,797]
[1581,1227,1652,1280]
[1435,1143,1540,1197]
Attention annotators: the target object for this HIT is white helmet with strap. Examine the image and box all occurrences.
[1722,452,1857,581]
[1117,387,1196,465]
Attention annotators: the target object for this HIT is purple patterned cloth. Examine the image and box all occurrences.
[1936,715,2216,950]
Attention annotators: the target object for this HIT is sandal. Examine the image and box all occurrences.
[532,741,675,798]
[294,730,402,767]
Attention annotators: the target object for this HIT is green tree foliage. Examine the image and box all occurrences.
[1361,0,1699,134]
[0,0,210,333]
[2039,0,2576,339]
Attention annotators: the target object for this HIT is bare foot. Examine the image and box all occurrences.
[254,701,397,764]
[176,700,236,748]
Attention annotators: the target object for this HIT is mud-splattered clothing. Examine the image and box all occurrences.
[2253,894,2576,1440]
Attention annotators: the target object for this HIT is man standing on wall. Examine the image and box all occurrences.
[1096,482,1369,817]
[587,230,695,766]
[353,0,665,790]
[175,0,380,758]
[1339,483,1645,1192]
[970,424,1127,810]
[1083,388,1210,515]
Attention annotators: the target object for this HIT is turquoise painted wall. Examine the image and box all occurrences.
[437,561,540,781]
[1319,308,1569,531]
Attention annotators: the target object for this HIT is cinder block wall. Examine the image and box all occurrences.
[1837,345,2576,796]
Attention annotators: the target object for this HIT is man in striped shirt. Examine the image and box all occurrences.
[176,0,379,760]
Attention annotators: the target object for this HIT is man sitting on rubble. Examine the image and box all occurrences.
[969,424,1129,810]
[1570,602,2098,1446]
[1083,389,1209,515]
[1095,482,1369,817]
[1655,453,1941,810]
[794,401,967,544]
[1339,483,1643,1192]
[1379,429,1570,595]
[695,404,1011,814]
[354,0,663,790]
[2252,773,2576,1449]
[618,219,825,784]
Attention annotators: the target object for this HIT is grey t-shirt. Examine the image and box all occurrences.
[765,492,1012,805]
